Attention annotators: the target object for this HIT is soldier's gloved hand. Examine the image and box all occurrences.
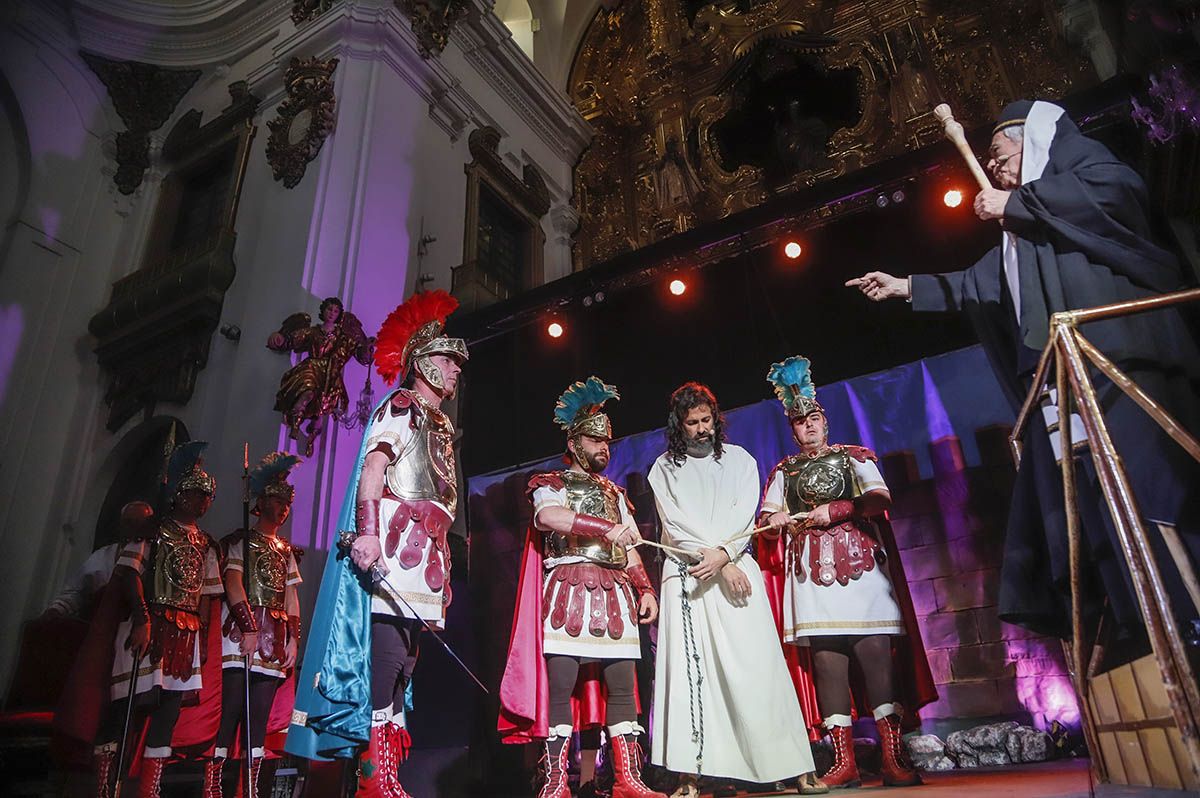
[351,534,388,575]
[128,619,151,657]
[605,523,641,549]
[239,631,259,657]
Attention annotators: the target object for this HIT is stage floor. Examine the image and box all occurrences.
[724,759,1184,797]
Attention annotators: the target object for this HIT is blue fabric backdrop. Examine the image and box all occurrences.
[468,344,1014,494]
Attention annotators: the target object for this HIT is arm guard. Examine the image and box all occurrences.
[625,564,656,599]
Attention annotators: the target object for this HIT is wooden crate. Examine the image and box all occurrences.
[1086,654,1199,790]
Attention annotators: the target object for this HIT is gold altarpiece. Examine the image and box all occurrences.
[568,0,1097,270]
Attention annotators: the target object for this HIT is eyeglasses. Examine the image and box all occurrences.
[984,151,1021,169]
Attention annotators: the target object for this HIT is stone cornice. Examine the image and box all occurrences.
[249,1,481,140]
[453,0,592,166]
[71,0,291,67]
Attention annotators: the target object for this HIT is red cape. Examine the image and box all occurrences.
[498,523,614,743]
[498,473,634,743]
[758,454,937,735]
[52,582,293,769]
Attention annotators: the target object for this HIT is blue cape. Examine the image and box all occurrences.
[284,396,382,761]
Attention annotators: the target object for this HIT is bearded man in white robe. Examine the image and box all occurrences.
[648,382,826,796]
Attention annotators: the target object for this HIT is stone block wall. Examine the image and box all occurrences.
[883,426,1081,734]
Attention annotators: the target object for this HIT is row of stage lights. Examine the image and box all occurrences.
[545,184,971,339]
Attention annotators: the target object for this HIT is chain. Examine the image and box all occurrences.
[669,555,704,775]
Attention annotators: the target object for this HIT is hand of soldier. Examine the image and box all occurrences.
[845,271,910,301]
[239,631,259,657]
[688,546,731,581]
[721,562,752,602]
[128,619,151,657]
[605,523,641,549]
[807,503,833,528]
[763,511,796,539]
[351,534,388,575]
[283,639,298,670]
[638,592,659,625]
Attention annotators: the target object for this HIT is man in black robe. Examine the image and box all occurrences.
[847,99,1200,651]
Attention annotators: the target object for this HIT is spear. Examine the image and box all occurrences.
[241,443,254,796]
[113,422,175,798]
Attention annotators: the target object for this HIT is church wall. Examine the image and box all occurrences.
[0,0,589,696]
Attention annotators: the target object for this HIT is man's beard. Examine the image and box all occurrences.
[581,451,609,472]
[686,433,714,458]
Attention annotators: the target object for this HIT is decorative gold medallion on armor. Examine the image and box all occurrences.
[784,450,854,511]
[152,520,209,613]
[245,531,289,611]
[544,471,627,568]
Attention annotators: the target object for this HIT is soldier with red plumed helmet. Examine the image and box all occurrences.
[286,290,467,798]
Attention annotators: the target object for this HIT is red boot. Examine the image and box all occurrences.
[610,734,666,798]
[876,713,922,787]
[203,755,225,798]
[137,756,168,798]
[232,755,264,798]
[822,725,861,789]
[356,724,399,798]
[92,745,116,798]
[536,737,571,798]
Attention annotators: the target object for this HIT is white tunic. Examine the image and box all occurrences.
[220,543,302,678]
[364,395,455,629]
[532,481,642,660]
[761,457,904,642]
[110,538,223,700]
[648,445,816,782]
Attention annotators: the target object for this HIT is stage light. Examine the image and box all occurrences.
[547,321,564,338]
[943,189,964,208]
[891,189,906,204]
[875,194,889,208]
[784,241,803,259]
[582,296,593,307]
[669,279,687,296]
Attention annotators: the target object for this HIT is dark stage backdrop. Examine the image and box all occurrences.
[465,344,1082,786]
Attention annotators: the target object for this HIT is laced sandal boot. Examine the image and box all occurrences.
[355,723,397,798]
[203,754,225,798]
[822,725,861,789]
[610,734,667,798]
[92,744,117,798]
[136,756,168,798]
[876,713,922,787]
[536,736,571,798]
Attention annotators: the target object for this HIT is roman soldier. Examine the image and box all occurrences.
[286,290,467,798]
[499,377,664,798]
[204,453,303,797]
[757,357,936,789]
[92,442,223,798]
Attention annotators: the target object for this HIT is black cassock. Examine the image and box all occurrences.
[911,113,1200,644]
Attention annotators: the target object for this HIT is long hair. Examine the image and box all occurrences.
[666,382,726,466]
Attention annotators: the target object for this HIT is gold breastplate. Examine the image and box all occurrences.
[151,520,209,613]
[384,392,458,510]
[544,471,627,568]
[783,449,856,511]
[242,530,290,611]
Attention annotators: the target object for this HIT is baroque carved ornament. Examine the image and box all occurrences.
[291,0,336,24]
[567,0,1096,271]
[396,0,472,58]
[81,52,201,195]
[266,56,339,189]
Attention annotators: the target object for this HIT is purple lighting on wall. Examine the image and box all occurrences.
[0,304,24,412]
[1131,64,1200,143]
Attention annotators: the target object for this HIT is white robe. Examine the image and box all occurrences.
[648,444,816,783]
